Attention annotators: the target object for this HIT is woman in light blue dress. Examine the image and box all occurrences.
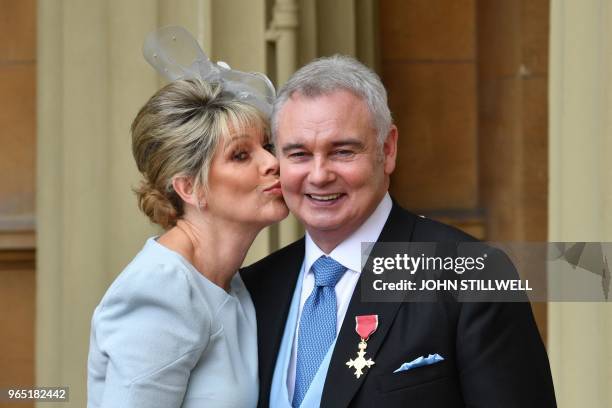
[87,27,288,408]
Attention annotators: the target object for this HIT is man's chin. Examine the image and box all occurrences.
[303,218,353,236]
[306,223,342,232]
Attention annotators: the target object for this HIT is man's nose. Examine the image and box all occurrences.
[307,156,335,185]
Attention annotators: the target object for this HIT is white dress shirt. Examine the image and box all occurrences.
[286,193,393,400]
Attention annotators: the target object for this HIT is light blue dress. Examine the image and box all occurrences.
[87,237,258,408]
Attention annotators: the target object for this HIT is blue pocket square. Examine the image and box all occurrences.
[393,354,444,373]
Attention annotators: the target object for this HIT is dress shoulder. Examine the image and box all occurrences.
[88,240,214,407]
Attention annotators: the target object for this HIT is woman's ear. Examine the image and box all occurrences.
[172,176,205,209]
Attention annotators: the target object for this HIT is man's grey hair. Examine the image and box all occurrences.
[271,55,393,145]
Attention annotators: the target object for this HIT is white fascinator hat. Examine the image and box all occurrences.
[142,26,276,117]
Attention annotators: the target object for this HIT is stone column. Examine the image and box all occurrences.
[548,0,612,406]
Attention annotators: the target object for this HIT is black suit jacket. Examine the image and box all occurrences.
[241,203,556,407]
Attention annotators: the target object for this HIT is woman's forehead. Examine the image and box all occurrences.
[222,124,267,145]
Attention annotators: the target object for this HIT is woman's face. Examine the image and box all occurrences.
[204,124,289,227]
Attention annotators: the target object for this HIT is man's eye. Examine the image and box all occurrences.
[335,149,354,156]
[288,151,307,158]
[263,143,275,154]
[233,151,249,161]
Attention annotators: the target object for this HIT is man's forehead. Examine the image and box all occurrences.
[274,88,376,144]
[277,91,370,126]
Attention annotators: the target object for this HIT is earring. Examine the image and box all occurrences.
[197,201,203,211]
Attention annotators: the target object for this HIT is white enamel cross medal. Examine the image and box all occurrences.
[346,315,378,379]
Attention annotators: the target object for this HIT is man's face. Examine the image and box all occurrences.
[276,90,397,248]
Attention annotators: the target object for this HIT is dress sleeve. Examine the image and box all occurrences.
[92,262,212,408]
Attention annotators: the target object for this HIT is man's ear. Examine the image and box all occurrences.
[172,176,205,209]
[383,125,398,175]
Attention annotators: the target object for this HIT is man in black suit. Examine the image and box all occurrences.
[241,55,556,407]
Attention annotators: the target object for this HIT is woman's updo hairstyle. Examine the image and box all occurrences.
[131,78,267,229]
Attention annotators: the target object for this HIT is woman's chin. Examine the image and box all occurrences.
[271,205,290,223]
[260,202,290,226]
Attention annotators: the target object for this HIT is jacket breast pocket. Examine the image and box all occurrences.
[376,360,455,394]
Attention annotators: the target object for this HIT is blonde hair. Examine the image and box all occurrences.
[131,78,267,229]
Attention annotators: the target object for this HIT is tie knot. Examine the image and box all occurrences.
[311,256,346,287]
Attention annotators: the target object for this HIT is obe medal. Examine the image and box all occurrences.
[346,315,378,379]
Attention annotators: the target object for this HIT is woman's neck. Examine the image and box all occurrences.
[158,215,261,292]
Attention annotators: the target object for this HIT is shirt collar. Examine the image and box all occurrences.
[304,192,392,274]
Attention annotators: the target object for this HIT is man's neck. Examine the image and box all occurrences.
[307,232,345,255]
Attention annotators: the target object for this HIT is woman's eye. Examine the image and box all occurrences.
[263,143,275,154]
[233,151,249,161]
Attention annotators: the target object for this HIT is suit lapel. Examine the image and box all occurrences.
[251,239,305,406]
[321,204,417,407]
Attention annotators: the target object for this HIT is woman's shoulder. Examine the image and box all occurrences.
[88,239,216,401]
[107,238,195,290]
[94,238,213,331]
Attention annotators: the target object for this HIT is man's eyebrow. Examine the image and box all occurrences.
[331,138,364,147]
[281,138,365,154]
[281,143,305,154]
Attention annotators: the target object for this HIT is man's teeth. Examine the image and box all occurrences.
[308,193,342,201]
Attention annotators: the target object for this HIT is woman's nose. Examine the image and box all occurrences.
[262,148,280,176]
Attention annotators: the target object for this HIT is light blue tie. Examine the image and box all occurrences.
[292,256,347,407]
